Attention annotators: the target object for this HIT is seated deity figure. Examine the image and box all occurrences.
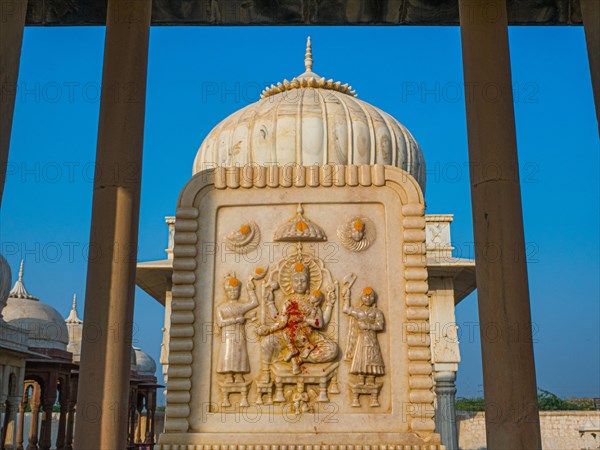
[257,262,338,380]
[343,287,385,386]
[280,289,325,373]
[216,273,259,383]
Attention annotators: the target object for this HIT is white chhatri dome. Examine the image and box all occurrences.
[3,260,69,350]
[193,37,426,191]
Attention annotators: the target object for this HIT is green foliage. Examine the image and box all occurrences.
[455,389,594,412]
[455,396,485,411]
[537,389,592,411]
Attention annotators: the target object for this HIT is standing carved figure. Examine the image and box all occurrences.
[216,273,259,383]
[343,286,385,385]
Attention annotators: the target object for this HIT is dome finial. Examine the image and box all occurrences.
[304,36,313,72]
[261,36,357,99]
[66,292,83,324]
[9,259,37,300]
[18,259,24,282]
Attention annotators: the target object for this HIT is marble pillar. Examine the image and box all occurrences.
[458,0,541,448]
[429,276,460,450]
[434,371,458,450]
[74,1,151,449]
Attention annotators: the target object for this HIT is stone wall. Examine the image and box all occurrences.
[457,411,600,450]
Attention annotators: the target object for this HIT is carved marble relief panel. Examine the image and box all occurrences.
[160,165,438,448]
[211,202,391,415]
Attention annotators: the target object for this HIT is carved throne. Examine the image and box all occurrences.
[271,361,339,403]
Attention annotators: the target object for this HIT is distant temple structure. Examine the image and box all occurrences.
[0,259,161,450]
[136,39,476,450]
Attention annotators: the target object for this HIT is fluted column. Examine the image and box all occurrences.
[0,0,27,207]
[74,1,152,449]
[434,371,458,450]
[458,1,541,448]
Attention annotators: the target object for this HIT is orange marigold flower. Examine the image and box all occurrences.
[294,262,305,272]
[363,287,373,295]
[296,221,308,232]
[353,220,365,231]
[239,224,250,235]
[313,290,322,297]
[255,267,264,274]
[228,278,239,287]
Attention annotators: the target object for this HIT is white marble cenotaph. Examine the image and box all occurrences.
[157,38,443,450]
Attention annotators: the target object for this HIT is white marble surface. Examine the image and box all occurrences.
[158,165,441,449]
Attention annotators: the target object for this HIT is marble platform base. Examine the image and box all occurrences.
[157,433,444,450]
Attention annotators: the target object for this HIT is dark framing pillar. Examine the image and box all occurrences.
[74,0,152,449]
[0,0,27,207]
[458,0,542,448]
[581,0,600,133]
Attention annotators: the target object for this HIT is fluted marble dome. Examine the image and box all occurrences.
[193,38,426,191]
[3,261,69,350]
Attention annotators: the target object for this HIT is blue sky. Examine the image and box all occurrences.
[2,26,598,404]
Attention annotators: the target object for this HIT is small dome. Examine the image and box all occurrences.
[133,347,157,377]
[3,261,69,350]
[193,37,426,192]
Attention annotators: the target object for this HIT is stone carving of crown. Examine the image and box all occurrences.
[273,204,327,242]
[260,37,357,99]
